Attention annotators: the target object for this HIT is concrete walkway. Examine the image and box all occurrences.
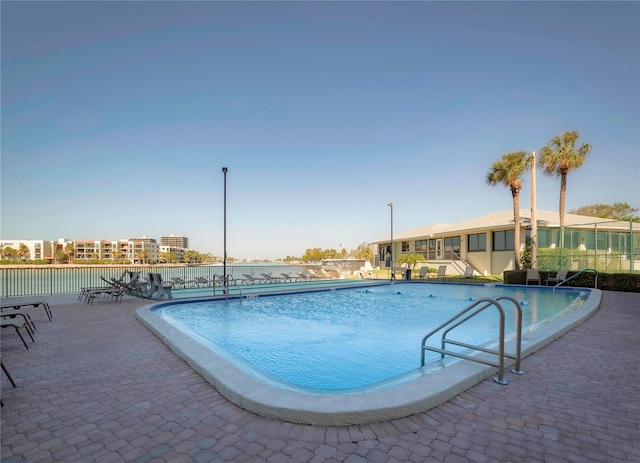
[1,291,638,462]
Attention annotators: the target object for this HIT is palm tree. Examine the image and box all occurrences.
[487,151,531,270]
[397,252,426,272]
[18,244,30,261]
[65,243,74,262]
[538,130,592,230]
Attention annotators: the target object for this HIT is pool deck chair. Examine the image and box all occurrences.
[1,358,17,406]
[526,269,541,285]
[461,266,476,281]
[260,273,280,283]
[280,273,295,282]
[1,319,34,349]
[148,273,173,299]
[1,309,36,336]
[430,265,448,281]
[1,299,52,321]
[1,359,17,388]
[417,267,429,280]
[546,270,569,286]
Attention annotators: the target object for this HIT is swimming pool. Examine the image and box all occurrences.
[136,282,601,425]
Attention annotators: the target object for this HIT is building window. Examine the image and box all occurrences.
[493,230,515,251]
[444,236,461,258]
[402,241,410,252]
[468,233,486,252]
[415,240,427,251]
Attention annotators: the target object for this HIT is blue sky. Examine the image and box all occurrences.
[2,1,638,259]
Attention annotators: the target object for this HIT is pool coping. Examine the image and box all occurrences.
[135,284,602,426]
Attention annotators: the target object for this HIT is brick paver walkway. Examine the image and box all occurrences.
[1,291,639,462]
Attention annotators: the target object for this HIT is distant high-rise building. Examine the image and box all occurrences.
[160,235,189,249]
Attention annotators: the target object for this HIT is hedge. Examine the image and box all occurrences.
[503,270,640,293]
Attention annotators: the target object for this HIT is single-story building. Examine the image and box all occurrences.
[373,209,639,276]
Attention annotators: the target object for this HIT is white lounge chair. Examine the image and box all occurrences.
[148,273,173,299]
[430,265,448,281]
[416,267,429,280]
[526,269,541,285]
[546,270,569,286]
[461,266,476,281]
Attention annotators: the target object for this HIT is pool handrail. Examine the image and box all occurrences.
[212,276,242,301]
[553,268,599,291]
[420,297,524,385]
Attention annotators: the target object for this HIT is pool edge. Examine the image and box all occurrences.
[135,287,602,426]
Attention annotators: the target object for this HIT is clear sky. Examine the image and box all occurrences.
[2,1,639,260]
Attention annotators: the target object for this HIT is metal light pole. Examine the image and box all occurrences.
[530,151,537,269]
[222,167,228,294]
[388,202,394,281]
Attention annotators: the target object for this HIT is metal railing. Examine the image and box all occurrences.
[553,268,599,291]
[420,296,523,385]
[212,277,242,301]
[0,265,309,298]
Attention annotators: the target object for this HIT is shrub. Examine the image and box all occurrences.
[504,270,640,292]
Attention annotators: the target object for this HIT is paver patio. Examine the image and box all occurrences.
[1,291,638,462]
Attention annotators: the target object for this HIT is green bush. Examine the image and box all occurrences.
[504,270,640,292]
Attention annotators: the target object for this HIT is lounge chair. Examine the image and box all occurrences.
[148,273,173,299]
[526,269,541,285]
[1,359,16,388]
[297,271,318,280]
[1,318,34,349]
[416,267,429,280]
[170,277,195,288]
[546,270,569,286]
[430,265,448,281]
[78,284,113,302]
[1,309,36,336]
[280,272,295,282]
[214,274,235,286]
[242,273,264,284]
[1,299,52,322]
[79,278,122,304]
[194,277,212,287]
[83,280,124,305]
[260,273,279,283]
[111,279,148,299]
[460,266,476,281]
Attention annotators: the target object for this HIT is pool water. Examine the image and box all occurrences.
[152,283,588,391]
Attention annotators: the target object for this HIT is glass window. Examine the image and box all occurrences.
[402,241,410,252]
[415,240,427,251]
[492,230,514,251]
[444,236,461,254]
[468,233,486,252]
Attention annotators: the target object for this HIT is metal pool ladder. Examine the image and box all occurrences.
[420,297,524,385]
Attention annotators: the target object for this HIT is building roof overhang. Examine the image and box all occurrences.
[373,209,635,244]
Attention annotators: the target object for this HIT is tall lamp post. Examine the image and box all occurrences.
[388,202,394,281]
[222,167,228,294]
[530,151,537,269]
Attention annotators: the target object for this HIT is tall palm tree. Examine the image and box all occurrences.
[538,130,592,229]
[487,151,531,269]
[64,242,74,263]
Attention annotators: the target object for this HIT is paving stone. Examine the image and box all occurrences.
[1,292,638,463]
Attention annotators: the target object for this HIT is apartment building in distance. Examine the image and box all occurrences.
[0,239,52,261]
[159,235,189,262]
[74,237,160,263]
[2,236,187,263]
[160,235,189,249]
